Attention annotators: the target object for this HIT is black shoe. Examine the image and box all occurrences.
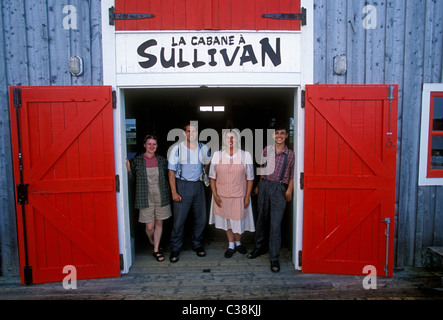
[236,244,247,254]
[193,247,206,257]
[247,247,266,259]
[224,248,236,258]
[270,260,280,273]
[169,251,179,263]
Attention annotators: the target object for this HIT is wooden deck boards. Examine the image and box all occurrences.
[0,235,442,300]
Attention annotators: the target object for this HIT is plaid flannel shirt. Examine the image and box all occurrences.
[260,145,295,185]
[129,154,171,209]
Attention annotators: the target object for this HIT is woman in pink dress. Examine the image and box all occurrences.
[209,129,255,258]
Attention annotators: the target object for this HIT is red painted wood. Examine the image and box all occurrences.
[115,0,301,31]
[9,86,120,284]
[303,85,398,277]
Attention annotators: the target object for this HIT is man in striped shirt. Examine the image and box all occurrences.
[247,123,295,273]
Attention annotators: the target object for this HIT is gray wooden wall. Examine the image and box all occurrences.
[0,0,103,277]
[313,0,443,267]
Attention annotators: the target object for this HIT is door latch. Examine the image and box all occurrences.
[381,218,391,276]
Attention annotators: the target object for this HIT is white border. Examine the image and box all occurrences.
[419,83,443,186]
[102,0,314,273]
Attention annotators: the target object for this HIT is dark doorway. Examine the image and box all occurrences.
[124,87,295,254]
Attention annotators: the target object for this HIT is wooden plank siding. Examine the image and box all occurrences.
[0,0,104,277]
[313,0,443,267]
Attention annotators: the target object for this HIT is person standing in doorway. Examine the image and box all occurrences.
[168,122,211,263]
[209,129,255,258]
[126,134,172,262]
[247,123,295,273]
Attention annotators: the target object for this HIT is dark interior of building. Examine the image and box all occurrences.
[124,87,295,255]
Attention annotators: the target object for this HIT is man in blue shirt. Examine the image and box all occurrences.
[168,122,211,263]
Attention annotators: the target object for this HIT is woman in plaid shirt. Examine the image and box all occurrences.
[126,135,172,262]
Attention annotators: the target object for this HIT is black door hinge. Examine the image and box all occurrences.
[109,6,155,26]
[119,254,124,271]
[298,250,302,268]
[115,174,120,193]
[13,88,22,108]
[112,90,117,109]
[299,172,304,190]
[301,90,305,109]
[262,7,307,26]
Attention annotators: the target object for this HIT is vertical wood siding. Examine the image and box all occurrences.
[313,0,443,267]
[0,0,103,277]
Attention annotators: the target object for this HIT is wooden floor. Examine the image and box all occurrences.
[0,230,442,300]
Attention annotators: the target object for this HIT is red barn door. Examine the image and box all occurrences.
[302,85,397,277]
[114,0,302,31]
[9,86,120,284]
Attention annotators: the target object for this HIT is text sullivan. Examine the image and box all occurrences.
[137,35,282,70]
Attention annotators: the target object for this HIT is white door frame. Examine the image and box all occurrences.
[101,0,313,273]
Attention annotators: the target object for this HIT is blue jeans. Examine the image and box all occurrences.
[170,179,206,253]
[255,180,287,261]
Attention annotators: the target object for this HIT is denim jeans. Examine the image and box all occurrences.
[170,179,206,253]
[254,180,287,261]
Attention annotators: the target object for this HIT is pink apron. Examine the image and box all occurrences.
[213,155,247,221]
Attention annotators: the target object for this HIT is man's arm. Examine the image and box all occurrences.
[285,178,294,202]
[169,170,182,202]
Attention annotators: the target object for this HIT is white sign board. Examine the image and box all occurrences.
[116,32,301,75]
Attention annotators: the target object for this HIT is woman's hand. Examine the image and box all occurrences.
[125,158,131,172]
[244,196,250,209]
[214,195,222,207]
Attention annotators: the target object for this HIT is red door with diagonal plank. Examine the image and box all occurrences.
[302,85,397,277]
[9,86,120,284]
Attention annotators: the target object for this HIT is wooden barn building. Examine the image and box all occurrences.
[0,0,442,284]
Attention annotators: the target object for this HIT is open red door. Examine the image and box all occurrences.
[302,85,397,277]
[9,86,120,284]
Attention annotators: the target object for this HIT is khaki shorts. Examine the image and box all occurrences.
[139,205,172,224]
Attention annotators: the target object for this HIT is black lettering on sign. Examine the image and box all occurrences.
[136,36,283,70]
[138,39,157,69]
[260,38,281,67]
